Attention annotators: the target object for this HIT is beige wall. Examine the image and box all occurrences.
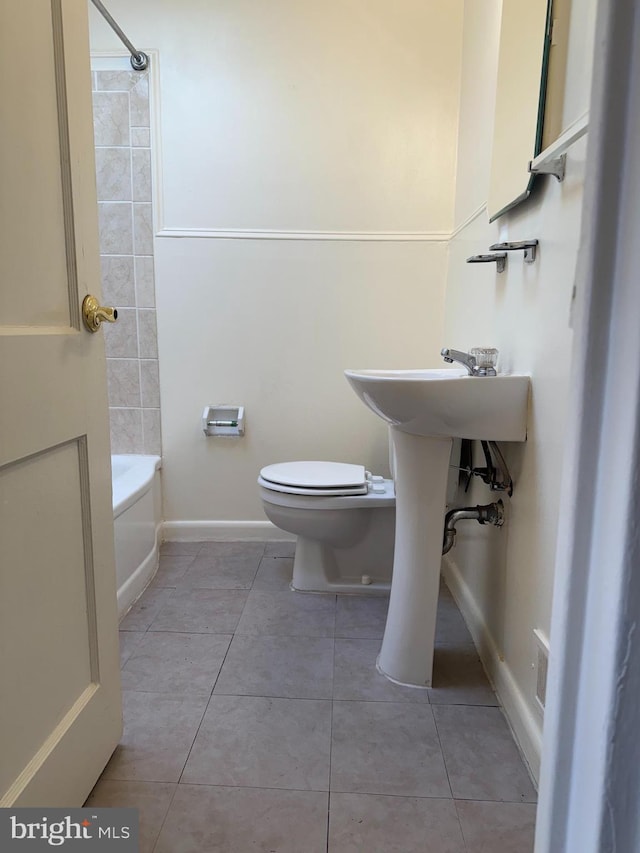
[442,0,596,779]
[89,0,463,527]
[453,0,502,223]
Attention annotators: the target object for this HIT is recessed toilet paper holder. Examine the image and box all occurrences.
[202,405,245,437]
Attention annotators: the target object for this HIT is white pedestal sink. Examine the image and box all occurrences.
[344,368,530,687]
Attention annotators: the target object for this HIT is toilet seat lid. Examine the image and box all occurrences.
[260,461,368,495]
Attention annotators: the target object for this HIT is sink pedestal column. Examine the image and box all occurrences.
[377,428,452,687]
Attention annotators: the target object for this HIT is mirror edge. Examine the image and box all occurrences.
[488,0,555,223]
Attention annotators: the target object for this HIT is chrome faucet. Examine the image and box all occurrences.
[440,347,497,377]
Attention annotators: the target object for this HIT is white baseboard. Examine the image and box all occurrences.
[442,555,543,784]
[162,520,295,542]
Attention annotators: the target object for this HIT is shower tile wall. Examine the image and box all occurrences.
[91,68,161,455]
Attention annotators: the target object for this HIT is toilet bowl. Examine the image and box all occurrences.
[258,460,395,594]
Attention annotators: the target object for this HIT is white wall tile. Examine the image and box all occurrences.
[101,255,135,306]
[104,307,138,358]
[142,408,162,455]
[132,148,152,202]
[96,70,137,91]
[95,147,132,201]
[109,407,144,454]
[133,203,154,254]
[107,359,142,407]
[99,203,133,254]
[138,309,158,358]
[131,127,151,147]
[140,359,161,407]
[134,256,155,307]
[93,91,130,146]
[130,76,150,126]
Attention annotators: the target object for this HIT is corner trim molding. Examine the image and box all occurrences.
[162,520,296,542]
[450,203,488,239]
[155,227,450,243]
[442,555,543,783]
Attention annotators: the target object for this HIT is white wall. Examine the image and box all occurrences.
[442,0,597,780]
[89,0,463,530]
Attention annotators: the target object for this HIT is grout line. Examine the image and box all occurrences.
[327,622,337,853]
[175,636,235,786]
[175,548,263,785]
[431,701,456,801]
[122,629,234,640]
[149,780,334,795]
[99,771,532,806]
[454,799,472,852]
[150,783,179,853]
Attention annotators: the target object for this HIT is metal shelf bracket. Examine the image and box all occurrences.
[466,253,507,274]
[489,240,539,264]
[528,154,566,182]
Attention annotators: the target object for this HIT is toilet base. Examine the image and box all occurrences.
[291,508,395,595]
[291,577,390,595]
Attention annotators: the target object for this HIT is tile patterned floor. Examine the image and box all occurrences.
[86,540,537,852]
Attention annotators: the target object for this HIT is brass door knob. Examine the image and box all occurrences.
[82,295,118,332]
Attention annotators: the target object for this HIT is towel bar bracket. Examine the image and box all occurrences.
[466,253,507,274]
[489,240,539,264]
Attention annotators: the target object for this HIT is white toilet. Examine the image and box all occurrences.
[258,460,395,594]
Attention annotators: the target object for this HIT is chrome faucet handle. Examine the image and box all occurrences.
[470,347,498,376]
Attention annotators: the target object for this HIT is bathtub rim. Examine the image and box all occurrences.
[112,453,162,519]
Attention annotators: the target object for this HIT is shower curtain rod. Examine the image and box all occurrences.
[89,0,148,70]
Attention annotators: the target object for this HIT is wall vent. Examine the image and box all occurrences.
[534,629,550,711]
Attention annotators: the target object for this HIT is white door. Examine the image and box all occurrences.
[0,0,122,806]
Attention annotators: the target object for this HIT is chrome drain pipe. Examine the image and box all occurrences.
[442,500,505,555]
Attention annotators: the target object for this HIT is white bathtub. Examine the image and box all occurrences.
[112,454,162,619]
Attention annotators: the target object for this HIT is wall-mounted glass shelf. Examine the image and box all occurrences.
[528,112,589,182]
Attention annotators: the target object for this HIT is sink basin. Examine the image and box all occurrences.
[344,368,530,441]
[344,366,530,688]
